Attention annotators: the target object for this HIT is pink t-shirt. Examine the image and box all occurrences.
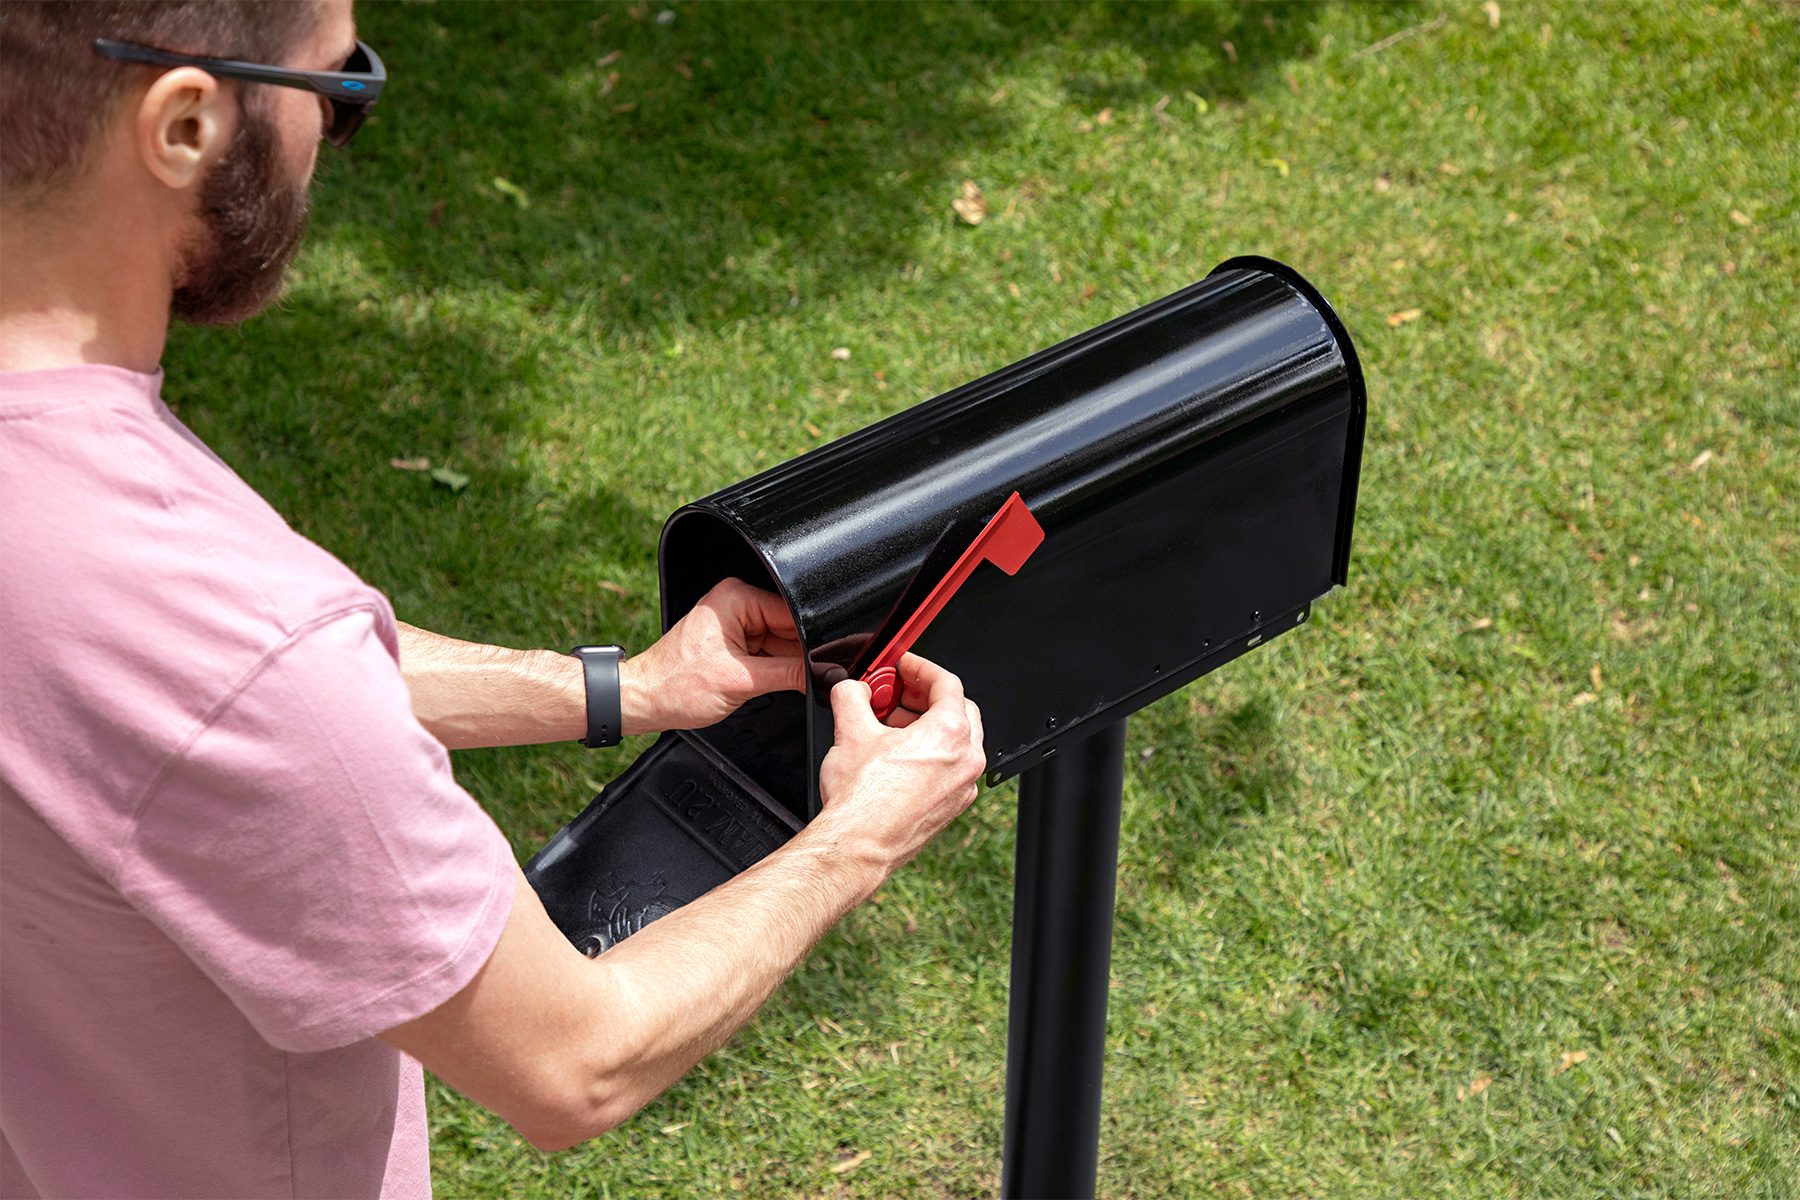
[0,365,517,1198]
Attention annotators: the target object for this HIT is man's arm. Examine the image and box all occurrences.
[392,625,587,749]
[396,578,807,749]
[381,656,985,1151]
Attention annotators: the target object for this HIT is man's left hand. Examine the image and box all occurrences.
[620,578,807,735]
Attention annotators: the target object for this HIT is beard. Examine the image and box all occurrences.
[170,101,311,327]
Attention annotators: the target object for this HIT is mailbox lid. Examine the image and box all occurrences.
[661,257,1365,808]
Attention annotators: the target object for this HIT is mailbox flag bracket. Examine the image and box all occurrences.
[859,492,1045,720]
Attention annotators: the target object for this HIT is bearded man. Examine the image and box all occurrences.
[0,3,987,1196]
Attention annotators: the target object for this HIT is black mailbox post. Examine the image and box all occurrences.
[527,256,1366,1195]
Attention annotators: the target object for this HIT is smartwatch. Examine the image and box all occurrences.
[569,644,625,748]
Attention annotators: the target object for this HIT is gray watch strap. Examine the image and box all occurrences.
[570,644,625,748]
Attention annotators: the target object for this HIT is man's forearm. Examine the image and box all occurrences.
[395,623,587,749]
[396,623,674,748]
[390,817,890,1151]
[569,817,886,1133]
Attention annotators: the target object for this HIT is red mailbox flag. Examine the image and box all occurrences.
[860,492,1045,720]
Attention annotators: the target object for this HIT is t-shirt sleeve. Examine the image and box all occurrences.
[117,606,517,1053]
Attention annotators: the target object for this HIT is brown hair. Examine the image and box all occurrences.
[0,0,319,199]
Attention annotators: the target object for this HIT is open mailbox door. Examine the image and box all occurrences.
[526,256,1366,957]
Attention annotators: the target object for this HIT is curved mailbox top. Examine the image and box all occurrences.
[660,257,1365,817]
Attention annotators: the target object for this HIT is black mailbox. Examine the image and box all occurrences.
[527,256,1365,957]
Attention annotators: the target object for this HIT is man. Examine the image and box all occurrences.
[0,2,987,1195]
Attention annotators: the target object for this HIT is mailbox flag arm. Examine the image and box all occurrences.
[860,492,1044,720]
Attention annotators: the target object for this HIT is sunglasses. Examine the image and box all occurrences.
[92,37,385,148]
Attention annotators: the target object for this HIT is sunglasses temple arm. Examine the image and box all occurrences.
[94,40,380,103]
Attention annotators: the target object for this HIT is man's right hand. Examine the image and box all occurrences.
[813,653,987,874]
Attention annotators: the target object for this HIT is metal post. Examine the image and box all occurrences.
[1001,719,1128,1200]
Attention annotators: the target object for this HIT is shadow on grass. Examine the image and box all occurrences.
[163,286,665,647]
[314,1,1343,332]
[171,0,1372,642]
[166,287,681,848]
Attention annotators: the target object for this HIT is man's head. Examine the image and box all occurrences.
[0,0,358,326]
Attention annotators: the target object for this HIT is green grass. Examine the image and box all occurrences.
[161,1,1797,1195]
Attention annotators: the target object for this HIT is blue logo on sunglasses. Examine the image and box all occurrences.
[340,80,366,91]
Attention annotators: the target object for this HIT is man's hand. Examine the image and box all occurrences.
[811,654,987,872]
[620,578,807,736]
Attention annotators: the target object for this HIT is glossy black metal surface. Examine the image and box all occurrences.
[1002,720,1128,1200]
[662,256,1365,818]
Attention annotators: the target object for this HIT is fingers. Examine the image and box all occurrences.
[754,633,805,660]
[889,656,983,766]
[880,692,976,740]
[739,651,808,696]
[708,578,797,639]
[963,697,984,752]
[938,696,985,780]
[689,596,979,765]
[895,652,966,716]
[829,679,884,741]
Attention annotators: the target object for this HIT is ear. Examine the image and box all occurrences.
[134,65,235,191]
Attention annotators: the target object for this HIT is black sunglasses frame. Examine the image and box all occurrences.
[92,37,385,148]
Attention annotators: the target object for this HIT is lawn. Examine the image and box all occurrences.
[161,1,1797,1196]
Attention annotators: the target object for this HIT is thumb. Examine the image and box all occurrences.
[740,651,808,696]
[829,679,884,740]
